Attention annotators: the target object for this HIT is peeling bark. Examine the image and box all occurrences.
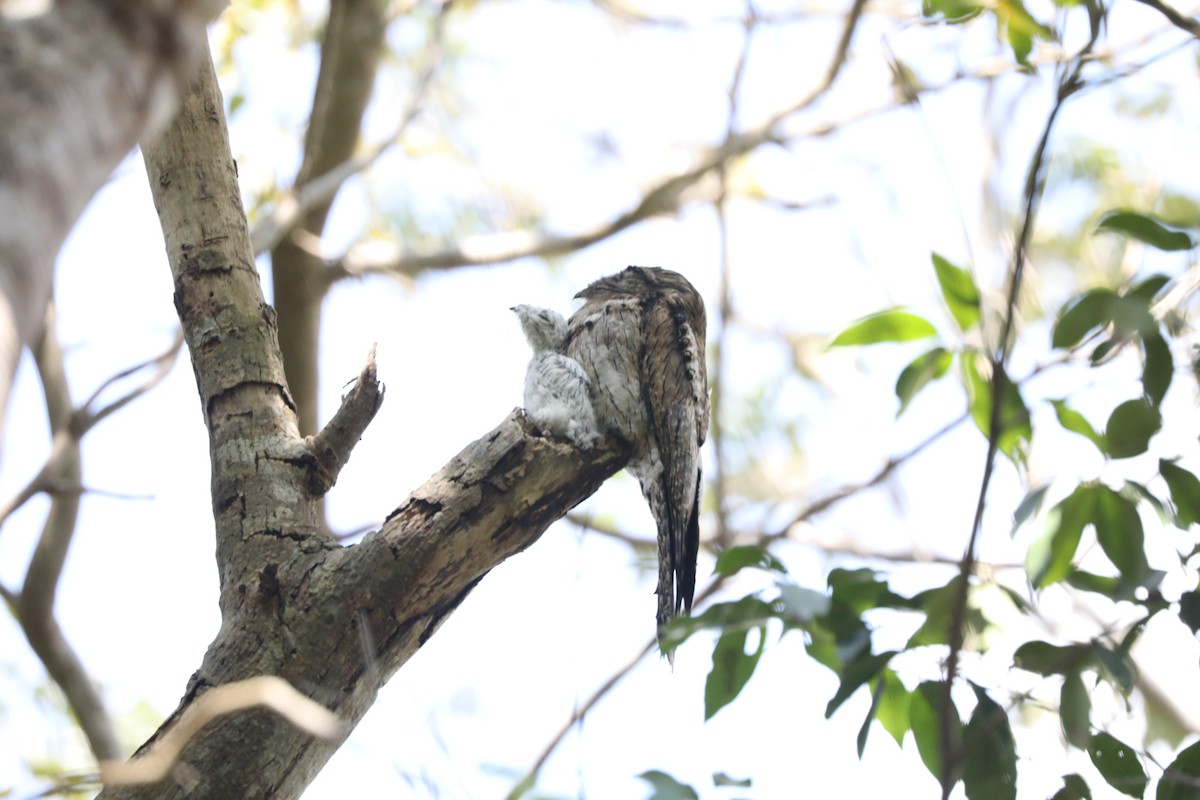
[103,46,629,800]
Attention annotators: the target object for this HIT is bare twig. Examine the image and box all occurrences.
[9,307,177,764]
[768,412,969,541]
[709,4,758,547]
[506,640,654,799]
[1128,0,1200,36]
[565,512,654,548]
[99,676,342,785]
[938,27,1101,798]
[250,0,455,256]
[0,330,184,528]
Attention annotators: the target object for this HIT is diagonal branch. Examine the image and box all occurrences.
[328,0,871,282]
[304,345,384,496]
[1128,0,1200,36]
[938,27,1101,799]
[250,0,455,257]
[0,331,184,529]
[9,308,180,765]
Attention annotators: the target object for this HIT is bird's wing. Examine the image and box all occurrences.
[639,294,705,613]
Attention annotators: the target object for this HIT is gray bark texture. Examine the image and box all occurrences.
[0,0,225,439]
[92,49,629,800]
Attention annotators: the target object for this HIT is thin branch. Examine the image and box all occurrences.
[507,639,654,799]
[250,0,455,256]
[0,331,184,529]
[565,512,654,548]
[330,0,871,283]
[99,676,342,786]
[516,416,967,795]
[1128,0,1200,36]
[508,575,733,798]
[768,412,969,541]
[938,29,1100,798]
[14,305,131,763]
[709,3,757,547]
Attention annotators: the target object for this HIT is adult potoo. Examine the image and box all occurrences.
[566,267,708,646]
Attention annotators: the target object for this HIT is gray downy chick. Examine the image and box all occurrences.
[512,304,600,449]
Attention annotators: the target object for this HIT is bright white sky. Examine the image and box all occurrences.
[2,0,1200,798]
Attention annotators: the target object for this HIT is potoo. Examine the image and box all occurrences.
[512,304,599,449]
[566,267,708,648]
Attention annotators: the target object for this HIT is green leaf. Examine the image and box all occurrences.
[829,309,938,347]
[1158,739,1200,800]
[825,651,897,718]
[1160,460,1200,527]
[1104,399,1161,459]
[963,684,1017,800]
[1087,732,1147,798]
[907,576,984,649]
[1012,483,1052,536]
[1177,591,1200,635]
[1027,486,1094,589]
[658,595,776,651]
[1013,640,1092,676]
[896,347,954,416]
[1060,670,1092,748]
[932,253,982,330]
[921,0,983,21]
[962,353,1031,464]
[1092,643,1135,695]
[827,568,913,613]
[705,627,765,720]
[1091,487,1152,587]
[1051,774,1093,800]
[1066,569,1120,596]
[874,669,912,746]
[996,0,1054,64]
[638,770,700,800]
[909,681,960,782]
[1141,333,1173,406]
[1051,399,1106,451]
[776,583,832,622]
[712,772,752,788]
[1127,274,1171,303]
[858,676,884,757]
[1053,290,1118,349]
[1097,211,1196,252]
[712,545,787,577]
[809,600,872,670]
[1112,294,1159,339]
[1125,480,1170,523]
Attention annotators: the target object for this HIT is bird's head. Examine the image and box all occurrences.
[511,304,568,353]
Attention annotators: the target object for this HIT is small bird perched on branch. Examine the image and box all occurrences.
[512,304,600,449]
[566,266,709,651]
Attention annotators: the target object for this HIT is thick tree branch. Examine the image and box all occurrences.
[250,0,453,257]
[0,0,223,443]
[112,46,632,800]
[272,0,388,439]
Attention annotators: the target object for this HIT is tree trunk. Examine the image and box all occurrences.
[100,50,628,800]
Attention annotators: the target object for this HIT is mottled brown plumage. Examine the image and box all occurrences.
[566,267,708,647]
